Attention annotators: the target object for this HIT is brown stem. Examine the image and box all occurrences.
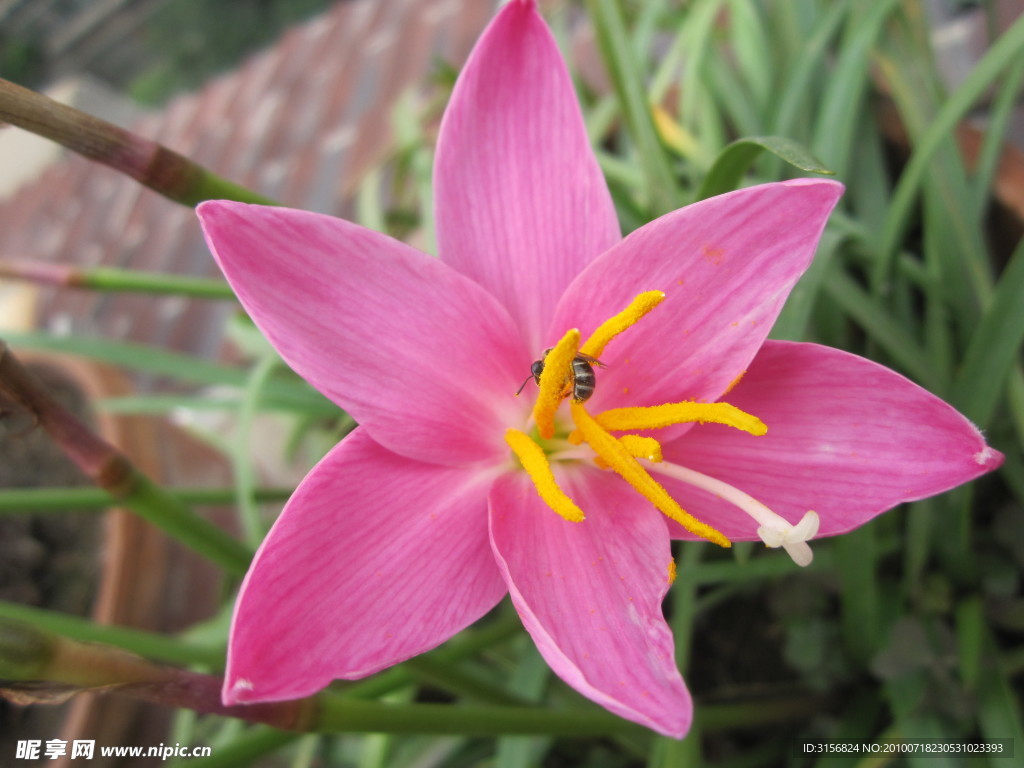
[0,260,82,288]
[117,671,312,731]
[0,339,127,484]
[0,619,310,730]
[0,78,276,207]
[0,79,197,200]
[0,340,252,573]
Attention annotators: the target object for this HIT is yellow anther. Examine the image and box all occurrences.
[594,435,663,467]
[570,402,730,548]
[505,429,585,523]
[532,329,580,440]
[667,558,677,585]
[618,434,663,462]
[594,401,767,436]
[595,435,662,469]
[580,291,665,358]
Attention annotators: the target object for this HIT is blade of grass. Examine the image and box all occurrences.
[823,269,940,390]
[873,12,1024,292]
[234,354,280,546]
[835,525,882,664]
[703,58,764,140]
[951,238,1024,427]
[969,55,1024,222]
[587,0,678,214]
[4,331,339,416]
[769,0,850,143]
[772,228,844,340]
[0,600,222,667]
[812,0,900,176]
[0,485,291,512]
[495,640,554,768]
[977,625,1024,756]
[726,0,773,119]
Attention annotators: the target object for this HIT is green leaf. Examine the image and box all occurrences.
[951,238,1024,427]
[873,11,1024,291]
[812,0,900,176]
[0,601,222,668]
[4,331,340,417]
[587,0,678,214]
[695,136,834,201]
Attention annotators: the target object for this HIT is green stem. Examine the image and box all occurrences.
[402,656,531,707]
[0,617,638,737]
[235,355,279,546]
[0,485,292,512]
[0,602,222,668]
[184,616,526,767]
[653,543,705,764]
[0,260,236,299]
[0,341,252,574]
[310,697,642,737]
[0,78,278,207]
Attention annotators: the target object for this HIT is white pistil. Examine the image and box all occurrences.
[646,460,819,566]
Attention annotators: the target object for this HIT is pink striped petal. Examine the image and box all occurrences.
[550,180,843,417]
[224,429,505,704]
[659,341,1003,541]
[435,0,620,352]
[489,467,691,737]
[198,201,529,466]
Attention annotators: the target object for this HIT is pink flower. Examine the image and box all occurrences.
[197,0,1002,738]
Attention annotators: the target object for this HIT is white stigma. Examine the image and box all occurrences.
[756,510,819,567]
[646,461,819,566]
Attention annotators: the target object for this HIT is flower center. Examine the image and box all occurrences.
[504,291,819,565]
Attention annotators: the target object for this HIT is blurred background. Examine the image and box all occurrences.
[1,0,1022,766]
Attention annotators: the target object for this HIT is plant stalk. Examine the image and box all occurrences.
[0,260,236,300]
[0,78,277,208]
[0,341,251,574]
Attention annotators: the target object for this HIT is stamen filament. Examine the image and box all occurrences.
[532,329,580,440]
[571,402,730,548]
[646,460,819,566]
[580,290,665,358]
[594,402,767,436]
[505,429,585,523]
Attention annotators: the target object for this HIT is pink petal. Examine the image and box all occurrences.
[550,180,844,417]
[489,467,691,737]
[434,0,620,352]
[659,341,1004,541]
[224,428,506,704]
[197,201,529,466]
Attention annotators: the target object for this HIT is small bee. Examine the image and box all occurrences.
[515,349,606,402]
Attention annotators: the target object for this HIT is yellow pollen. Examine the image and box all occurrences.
[570,402,730,548]
[580,290,665,358]
[723,369,747,395]
[505,429,584,523]
[594,435,662,469]
[667,559,677,585]
[594,401,767,436]
[618,434,663,462]
[532,329,580,440]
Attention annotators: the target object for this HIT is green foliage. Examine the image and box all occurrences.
[3,0,1022,766]
[0,35,46,88]
[128,0,336,105]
